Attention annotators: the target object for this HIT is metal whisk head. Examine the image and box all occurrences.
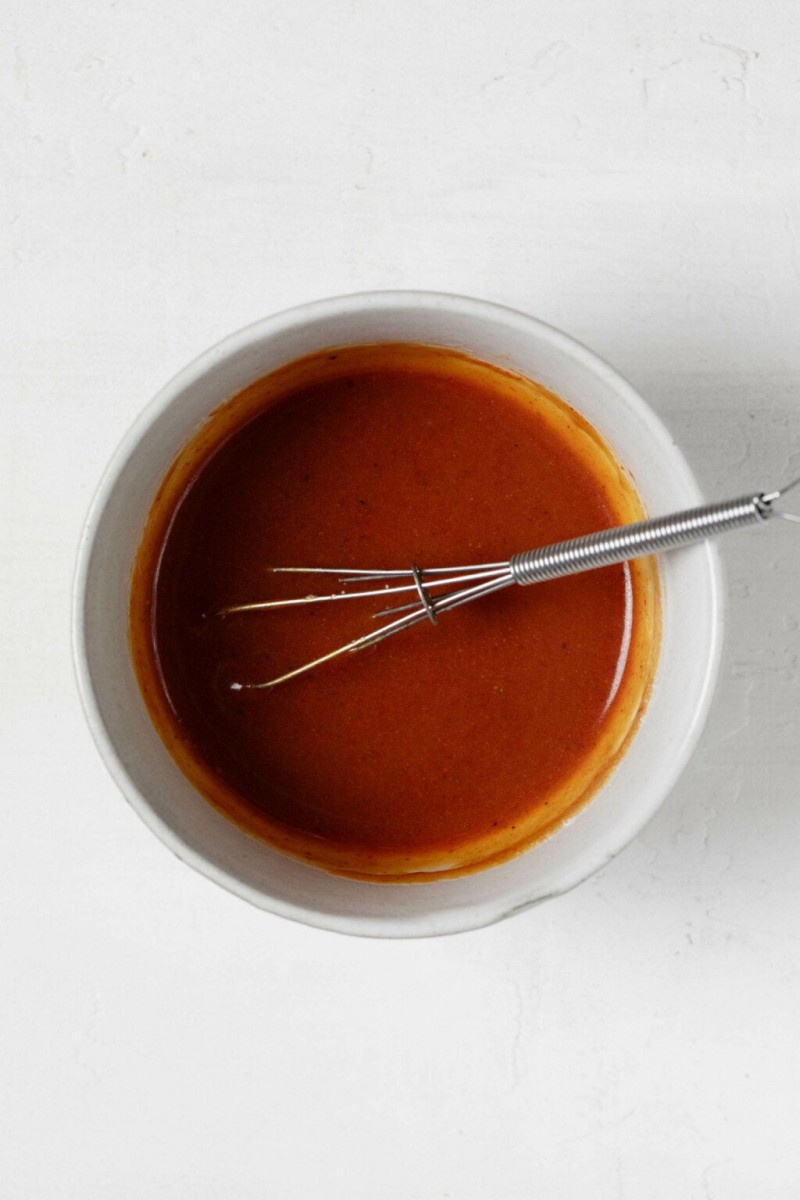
[220,560,516,689]
[217,475,800,690]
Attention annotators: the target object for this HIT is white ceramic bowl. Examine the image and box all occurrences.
[73,291,723,937]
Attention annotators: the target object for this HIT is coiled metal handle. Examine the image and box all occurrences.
[510,494,767,586]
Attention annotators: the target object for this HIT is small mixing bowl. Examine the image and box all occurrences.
[73,291,722,937]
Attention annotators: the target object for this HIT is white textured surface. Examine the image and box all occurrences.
[2,1,799,1195]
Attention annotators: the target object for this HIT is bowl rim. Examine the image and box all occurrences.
[72,289,724,937]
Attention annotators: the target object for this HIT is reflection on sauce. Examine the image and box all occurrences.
[129,344,660,881]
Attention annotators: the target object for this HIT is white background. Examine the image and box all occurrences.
[3,1,800,1196]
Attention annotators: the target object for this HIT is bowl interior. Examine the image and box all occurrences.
[74,293,721,937]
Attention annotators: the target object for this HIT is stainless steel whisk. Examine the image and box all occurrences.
[220,476,800,690]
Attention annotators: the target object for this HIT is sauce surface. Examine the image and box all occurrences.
[130,344,659,879]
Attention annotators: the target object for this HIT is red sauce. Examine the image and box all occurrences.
[129,344,659,880]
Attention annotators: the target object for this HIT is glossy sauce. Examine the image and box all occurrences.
[130,344,659,880]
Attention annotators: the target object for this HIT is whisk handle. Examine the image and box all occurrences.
[510,494,768,586]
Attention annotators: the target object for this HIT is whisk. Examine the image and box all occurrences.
[220,476,800,690]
